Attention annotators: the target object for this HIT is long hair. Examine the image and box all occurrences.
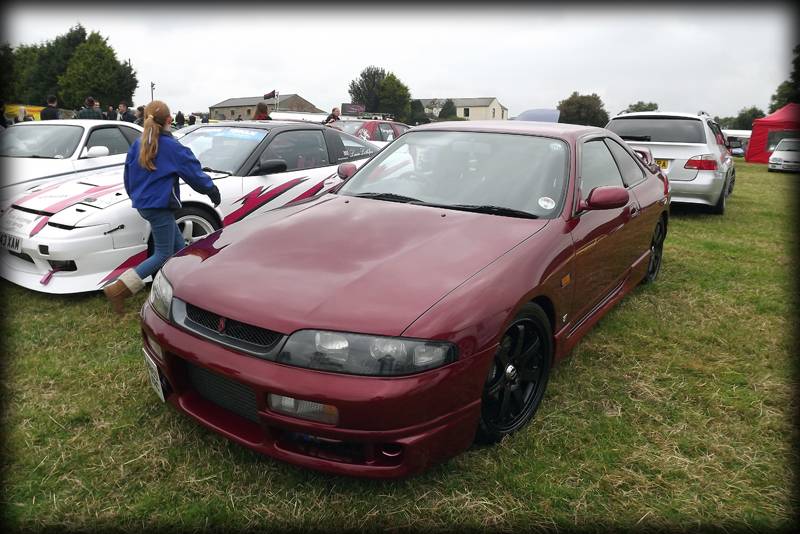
[138,100,171,171]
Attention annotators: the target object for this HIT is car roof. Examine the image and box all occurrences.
[610,111,709,120]
[183,120,326,131]
[411,120,604,141]
[11,119,143,128]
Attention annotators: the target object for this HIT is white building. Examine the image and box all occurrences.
[418,97,508,120]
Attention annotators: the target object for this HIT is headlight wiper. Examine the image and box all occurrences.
[352,192,421,203]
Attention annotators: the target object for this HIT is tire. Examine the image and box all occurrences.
[642,218,666,284]
[709,180,727,215]
[175,206,220,246]
[727,171,735,196]
[476,303,552,444]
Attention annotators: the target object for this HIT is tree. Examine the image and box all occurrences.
[377,73,411,122]
[348,66,386,113]
[57,32,138,110]
[769,43,800,113]
[438,99,457,119]
[625,101,658,113]
[557,91,609,127]
[408,99,429,125]
[731,106,765,130]
[0,43,14,103]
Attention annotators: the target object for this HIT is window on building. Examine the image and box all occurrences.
[463,108,470,118]
[246,109,251,116]
[230,110,235,117]
[492,108,496,118]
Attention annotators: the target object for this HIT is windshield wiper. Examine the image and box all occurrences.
[352,192,421,203]
[202,167,232,176]
[620,135,651,141]
[412,202,539,219]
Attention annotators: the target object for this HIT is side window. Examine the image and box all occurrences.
[393,124,410,137]
[326,129,378,163]
[707,121,725,146]
[579,139,625,202]
[84,127,130,156]
[261,130,329,171]
[378,122,395,142]
[605,139,645,186]
[118,125,140,145]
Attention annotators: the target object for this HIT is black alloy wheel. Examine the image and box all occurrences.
[642,218,666,284]
[477,303,552,444]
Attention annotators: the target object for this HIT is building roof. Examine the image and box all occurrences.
[418,97,507,110]
[209,94,298,108]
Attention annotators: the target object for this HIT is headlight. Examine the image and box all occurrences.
[277,330,457,376]
[148,269,173,320]
[770,157,783,163]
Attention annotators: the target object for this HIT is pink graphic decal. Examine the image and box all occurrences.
[41,184,124,214]
[222,177,306,226]
[97,249,149,286]
[14,182,64,205]
[174,231,228,262]
[286,178,327,205]
[29,216,50,237]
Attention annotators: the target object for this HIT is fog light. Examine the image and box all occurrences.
[268,394,339,425]
[145,334,163,359]
[39,245,49,255]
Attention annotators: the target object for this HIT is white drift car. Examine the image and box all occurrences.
[0,121,378,293]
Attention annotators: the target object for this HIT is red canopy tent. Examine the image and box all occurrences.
[745,103,800,163]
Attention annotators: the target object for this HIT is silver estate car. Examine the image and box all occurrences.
[606,112,735,214]
[768,138,800,172]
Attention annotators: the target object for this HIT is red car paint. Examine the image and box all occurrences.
[140,121,669,478]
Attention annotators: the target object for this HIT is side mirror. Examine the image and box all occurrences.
[581,186,629,211]
[83,145,110,158]
[337,162,357,179]
[252,158,287,175]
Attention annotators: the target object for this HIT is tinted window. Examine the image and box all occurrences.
[262,130,329,171]
[118,125,141,144]
[706,121,725,146]
[775,139,800,151]
[339,131,570,219]
[605,139,644,186]
[85,127,129,156]
[580,140,624,201]
[607,117,706,143]
[378,123,395,141]
[326,129,378,163]
[393,124,410,136]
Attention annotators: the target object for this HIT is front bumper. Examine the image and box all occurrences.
[668,170,726,206]
[0,223,147,293]
[769,161,800,172]
[140,302,494,478]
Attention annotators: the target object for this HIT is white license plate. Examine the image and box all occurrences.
[0,232,21,253]
[143,350,166,402]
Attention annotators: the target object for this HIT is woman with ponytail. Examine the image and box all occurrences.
[103,100,221,313]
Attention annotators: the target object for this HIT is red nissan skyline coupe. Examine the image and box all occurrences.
[139,121,670,478]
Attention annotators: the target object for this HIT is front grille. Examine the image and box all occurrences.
[185,361,259,423]
[185,303,282,350]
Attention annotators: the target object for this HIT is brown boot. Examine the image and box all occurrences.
[103,268,144,314]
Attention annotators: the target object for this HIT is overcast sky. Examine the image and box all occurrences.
[4,3,797,119]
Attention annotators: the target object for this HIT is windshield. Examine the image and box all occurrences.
[338,130,569,218]
[332,120,375,140]
[775,139,800,152]
[0,124,84,158]
[178,126,268,174]
[607,117,706,143]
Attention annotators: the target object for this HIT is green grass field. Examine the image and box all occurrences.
[2,162,796,532]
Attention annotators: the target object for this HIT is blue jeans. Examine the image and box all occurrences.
[134,208,184,279]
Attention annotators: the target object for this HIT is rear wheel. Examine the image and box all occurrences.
[476,303,552,444]
[709,180,727,215]
[642,218,666,284]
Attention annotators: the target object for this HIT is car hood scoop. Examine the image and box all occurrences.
[167,195,548,337]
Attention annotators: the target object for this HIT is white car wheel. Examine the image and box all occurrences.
[175,207,219,246]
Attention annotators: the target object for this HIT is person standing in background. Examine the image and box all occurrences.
[175,110,185,127]
[134,105,145,126]
[107,105,118,121]
[188,114,196,126]
[323,107,340,125]
[40,95,60,120]
[117,101,136,122]
[253,101,271,120]
[78,97,103,119]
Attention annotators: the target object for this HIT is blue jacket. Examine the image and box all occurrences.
[124,133,214,209]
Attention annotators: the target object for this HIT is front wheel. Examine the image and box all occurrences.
[175,206,220,246]
[476,303,552,444]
